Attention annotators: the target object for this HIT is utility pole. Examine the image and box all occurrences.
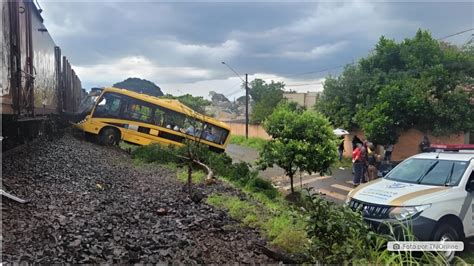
[221,61,249,139]
[245,74,249,139]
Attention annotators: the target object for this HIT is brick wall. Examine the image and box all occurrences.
[225,122,467,160]
[343,129,466,161]
[225,122,271,139]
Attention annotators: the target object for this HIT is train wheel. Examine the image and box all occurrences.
[99,128,119,146]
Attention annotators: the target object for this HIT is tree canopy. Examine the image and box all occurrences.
[161,94,211,115]
[258,103,338,193]
[113,77,164,97]
[249,79,285,124]
[316,29,474,145]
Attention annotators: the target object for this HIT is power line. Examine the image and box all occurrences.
[224,83,244,98]
[281,28,473,79]
[285,64,351,77]
[437,28,474,40]
[286,81,324,87]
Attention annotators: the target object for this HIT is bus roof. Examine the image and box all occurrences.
[102,87,230,130]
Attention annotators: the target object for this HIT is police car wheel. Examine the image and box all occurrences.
[433,223,459,262]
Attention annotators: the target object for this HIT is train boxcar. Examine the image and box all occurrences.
[1,0,82,149]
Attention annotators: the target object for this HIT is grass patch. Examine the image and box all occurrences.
[119,141,140,153]
[177,169,206,184]
[206,193,308,254]
[333,157,352,170]
[459,250,474,264]
[229,135,267,151]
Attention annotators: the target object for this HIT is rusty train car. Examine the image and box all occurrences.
[1,0,83,149]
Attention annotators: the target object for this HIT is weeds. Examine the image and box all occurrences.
[229,135,267,151]
[177,169,206,184]
[206,193,308,254]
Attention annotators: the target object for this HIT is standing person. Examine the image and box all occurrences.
[419,135,431,152]
[384,144,393,162]
[338,138,345,161]
[352,135,362,150]
[352,143,364,187]
[360,141,368,183]
[367,143,378,181]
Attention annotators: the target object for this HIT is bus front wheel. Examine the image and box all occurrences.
[99,128,120,146]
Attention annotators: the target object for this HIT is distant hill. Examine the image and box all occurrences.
[113,77,164,97]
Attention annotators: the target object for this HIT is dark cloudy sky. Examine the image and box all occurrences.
[40,1,474,98]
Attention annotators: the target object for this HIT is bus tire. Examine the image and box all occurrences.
[99,127,120,146]
[432,222,460,262]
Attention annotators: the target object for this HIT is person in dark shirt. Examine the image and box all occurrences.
[352,135,363,150]
[338,138,345,161]
[352,143,364,186]
[419,135,431,152]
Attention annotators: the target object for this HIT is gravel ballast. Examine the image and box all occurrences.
[2,134,276,264]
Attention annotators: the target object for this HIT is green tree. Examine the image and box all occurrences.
[161,94,211,114]
[248,79,285,124]
[258,103,338,193]
[317,29,474,144]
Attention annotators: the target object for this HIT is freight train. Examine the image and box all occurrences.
[1,0,84,150]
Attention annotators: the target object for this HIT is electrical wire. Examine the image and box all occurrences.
[437,28,474,40]
[286,81,324,87]
[280,28,473,79]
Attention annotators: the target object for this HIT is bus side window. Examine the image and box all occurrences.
[154,108,165,127]
[123,99,152,123]
[163,109,186,131]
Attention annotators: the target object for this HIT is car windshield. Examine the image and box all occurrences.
[385,158,468,186]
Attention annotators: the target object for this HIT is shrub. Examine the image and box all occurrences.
[304,191,374,264]
[245,177,278,199]
[132,144,180,164]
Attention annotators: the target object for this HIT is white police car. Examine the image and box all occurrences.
[346,144,474,259]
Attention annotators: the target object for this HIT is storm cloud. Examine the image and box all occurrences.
[40,1,474,98]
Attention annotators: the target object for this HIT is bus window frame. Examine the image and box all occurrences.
[92,92,125,119]
[121,96,155,124]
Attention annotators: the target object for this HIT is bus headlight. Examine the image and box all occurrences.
[388,204,431,221]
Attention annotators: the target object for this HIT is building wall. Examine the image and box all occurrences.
[283,92,320,109]
[343,129,466,161]
[283,93,305,106]
[224,121,271,139]
[226,122,466,160]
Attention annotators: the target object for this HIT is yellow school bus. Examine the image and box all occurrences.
[75,87,231,152]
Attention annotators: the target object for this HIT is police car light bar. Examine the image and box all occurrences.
[430,144,474,151]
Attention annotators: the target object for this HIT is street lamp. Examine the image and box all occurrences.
[221,62,249,139]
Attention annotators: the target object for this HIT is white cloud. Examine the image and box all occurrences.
[152,39,241,64]
[73,55,214,87]
[280,42,348,60]
[160,73,325,99]
[174,39,240,59]
[232,1,416,43]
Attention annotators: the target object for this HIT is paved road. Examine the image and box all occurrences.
[226,144,354,203]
